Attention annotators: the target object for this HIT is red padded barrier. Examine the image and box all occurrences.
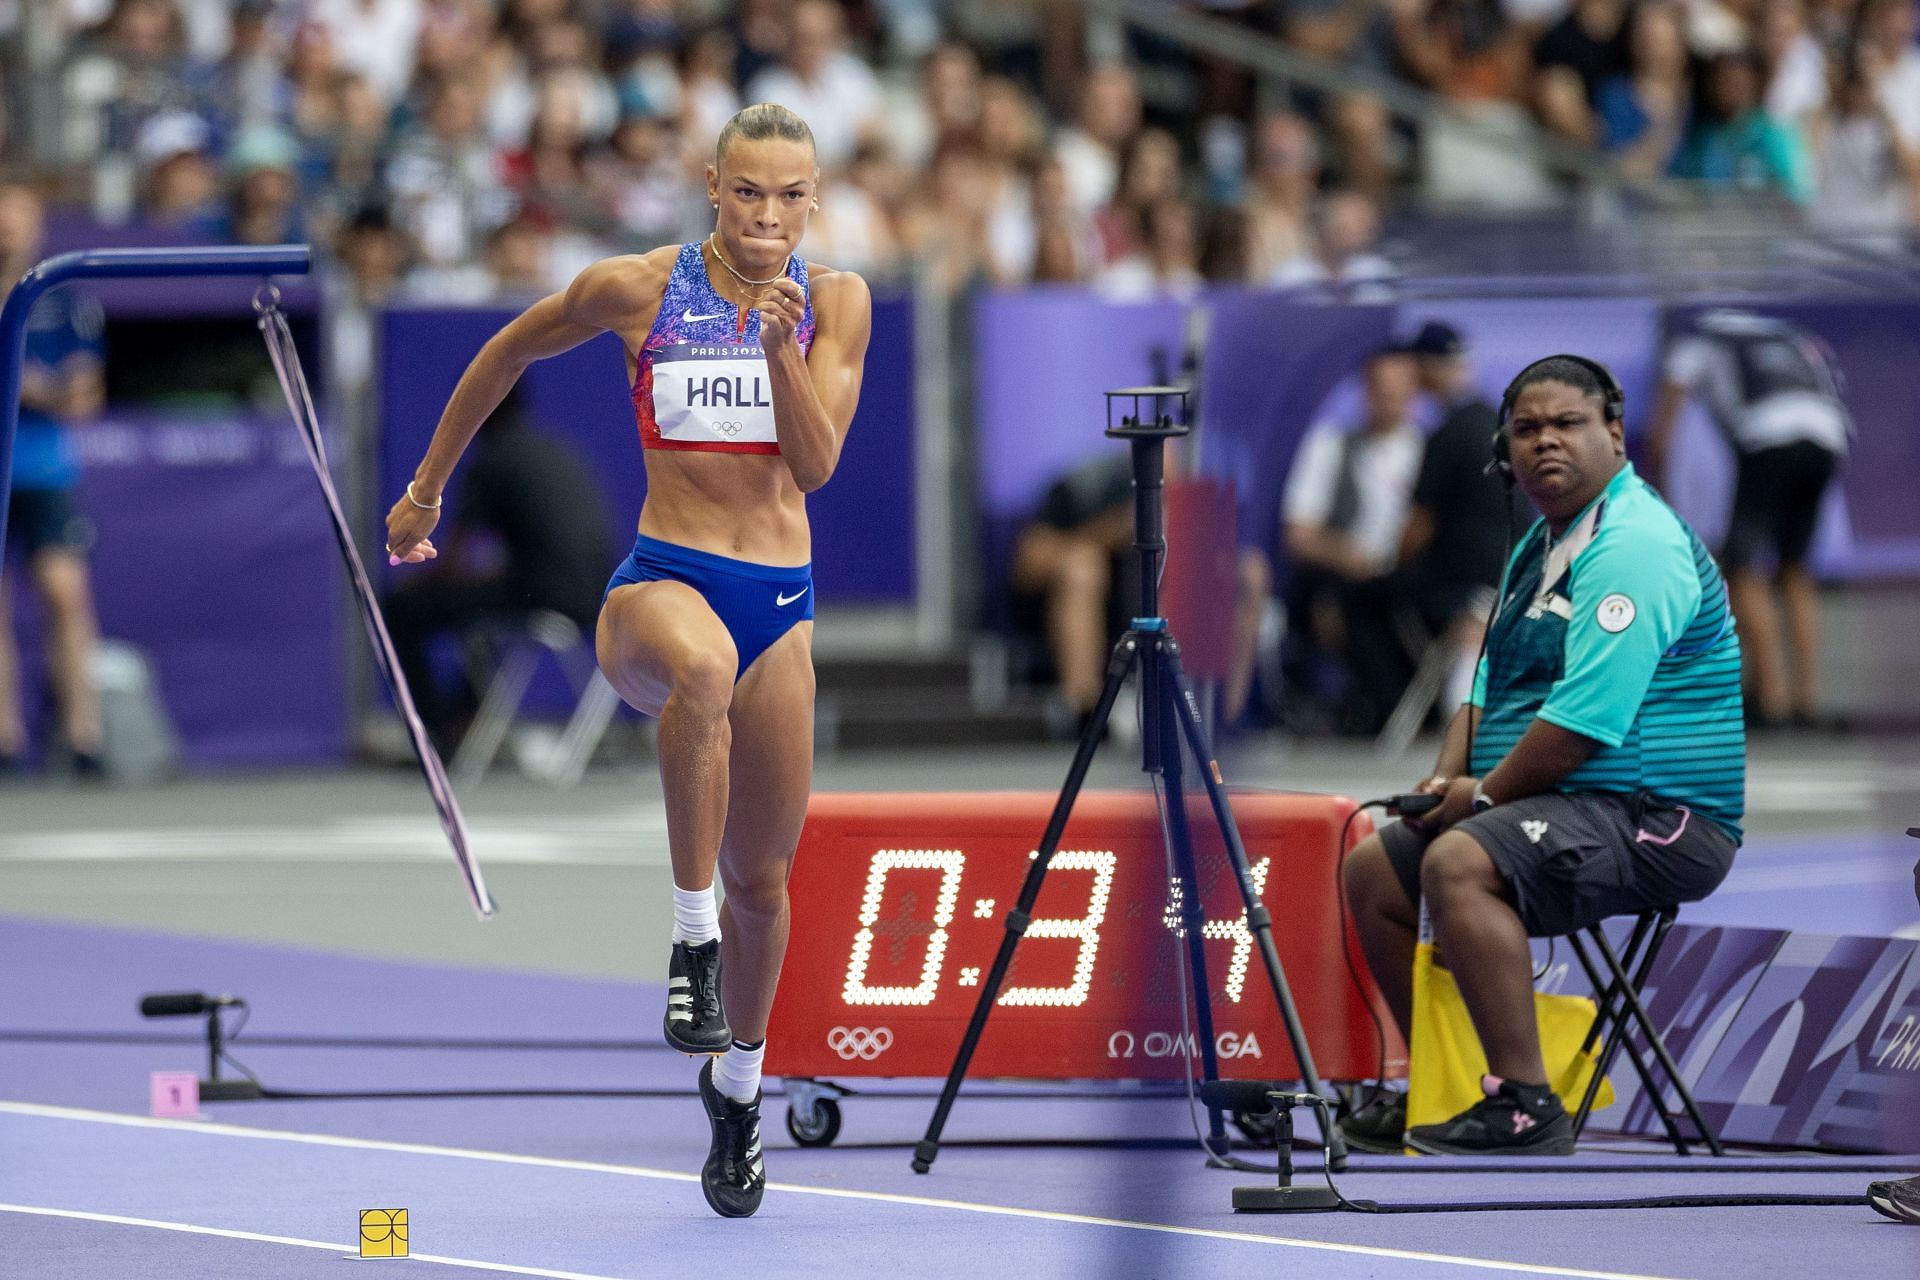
[766,790,1405,1083]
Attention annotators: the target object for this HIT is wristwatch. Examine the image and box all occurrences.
[1471,781,1496,813]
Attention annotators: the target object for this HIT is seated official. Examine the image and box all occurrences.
[1009,454,1135,735]
[383,392,614,754]
[1340,355,1745,1156]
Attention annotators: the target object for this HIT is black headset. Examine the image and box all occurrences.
[1488,353,1626,481]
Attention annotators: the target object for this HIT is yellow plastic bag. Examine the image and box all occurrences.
[1405,939,1615,1132]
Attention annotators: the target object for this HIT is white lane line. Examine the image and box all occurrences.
[0,1102,1677,1280]
[0,1203,633,1279]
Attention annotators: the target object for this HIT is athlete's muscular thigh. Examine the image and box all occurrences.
[596,580,739,718]
[719,621,815,876]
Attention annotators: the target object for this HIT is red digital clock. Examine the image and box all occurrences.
[765,791,1404,1084]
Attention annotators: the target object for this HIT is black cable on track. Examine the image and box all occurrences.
[0,1029,673,1052]
[1342,1193,1867,1213]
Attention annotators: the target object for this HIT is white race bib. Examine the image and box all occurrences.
[650,343,778,445]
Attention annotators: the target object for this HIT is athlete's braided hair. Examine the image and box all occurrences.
[714,104,816,169]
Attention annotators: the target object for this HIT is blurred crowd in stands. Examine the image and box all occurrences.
[1,0,1916,312]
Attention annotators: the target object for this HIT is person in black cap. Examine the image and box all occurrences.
[1397,321,1532,712]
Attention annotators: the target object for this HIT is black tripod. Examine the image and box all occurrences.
[912,387,1346,1174]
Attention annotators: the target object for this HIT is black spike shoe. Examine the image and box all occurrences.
[664,939,730,1055]
[697,1058,766,1218]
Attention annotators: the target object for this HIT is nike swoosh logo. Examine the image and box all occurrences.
[683,308,726,323]
[776,587,808,607]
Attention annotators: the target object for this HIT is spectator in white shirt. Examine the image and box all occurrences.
[305,0,422,106]
[978,75,1046,278]
[677,25,743,178]
[800,138,903,279]
[1053,63,1142,216]
[1760,0,1827,124]
[1280,345,1425,733]
[1243,112,1321,283]
[384,74,506,269]
[743,0,883,170]
[888,40,982,170]
[1270,188,1396,297]
[1864,0,1920,144]
[1804,43,1920,237]
[1095,198,1204,301]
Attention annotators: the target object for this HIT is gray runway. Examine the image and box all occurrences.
[1,732,1913,978]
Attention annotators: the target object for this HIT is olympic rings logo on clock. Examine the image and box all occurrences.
[827,1026,894,1060]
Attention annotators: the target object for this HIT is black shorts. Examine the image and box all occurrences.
[1378,791,1738,937]
[1722,440,1838,572]
[4,488,92,560]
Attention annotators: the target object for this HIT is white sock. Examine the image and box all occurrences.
[715,1038,765,1103]
[672,884,720,946]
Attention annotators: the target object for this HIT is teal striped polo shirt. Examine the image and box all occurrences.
[1469,463,1746,842]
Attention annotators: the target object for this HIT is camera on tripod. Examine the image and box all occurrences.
[914,386,1346,1176]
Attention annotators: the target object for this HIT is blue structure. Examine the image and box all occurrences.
[0,244,310,571]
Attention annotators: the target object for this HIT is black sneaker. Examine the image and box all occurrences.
[1405,1076,1576,1156]
[1869,1175,1920,1223]
[664,939,730,1055]
[1338,1090,1408,1155]
[697,1057,765,1218]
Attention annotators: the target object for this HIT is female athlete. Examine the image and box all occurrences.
[385,103,871,1218]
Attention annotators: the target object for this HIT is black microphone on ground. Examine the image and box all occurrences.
[1199,1079,1282,1114]
[137,992,263,1100]
[139,992,242,1018]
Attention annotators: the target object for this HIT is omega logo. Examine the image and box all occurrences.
[1105,1030,1263,1060]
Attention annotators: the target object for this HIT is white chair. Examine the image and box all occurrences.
[1375,587,1495,758]
[451,610,620,789]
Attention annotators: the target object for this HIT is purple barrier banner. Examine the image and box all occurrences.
[1582,922,1785,1138]
[969,288,1196,627]
[968,284,1920,626]
[1194,291,1920,579]
[972,288,1192,524]
[1555,922,1920,1153]
[1194,292,1396,550]
[1687,931,1919,1151]
[9,413,348,767]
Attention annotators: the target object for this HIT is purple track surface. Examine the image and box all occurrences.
[3,916,1915,1279]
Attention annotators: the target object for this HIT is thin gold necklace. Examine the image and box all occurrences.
[706,233,790,287]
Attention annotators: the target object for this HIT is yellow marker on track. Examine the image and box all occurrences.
[359,1208,409,1258]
